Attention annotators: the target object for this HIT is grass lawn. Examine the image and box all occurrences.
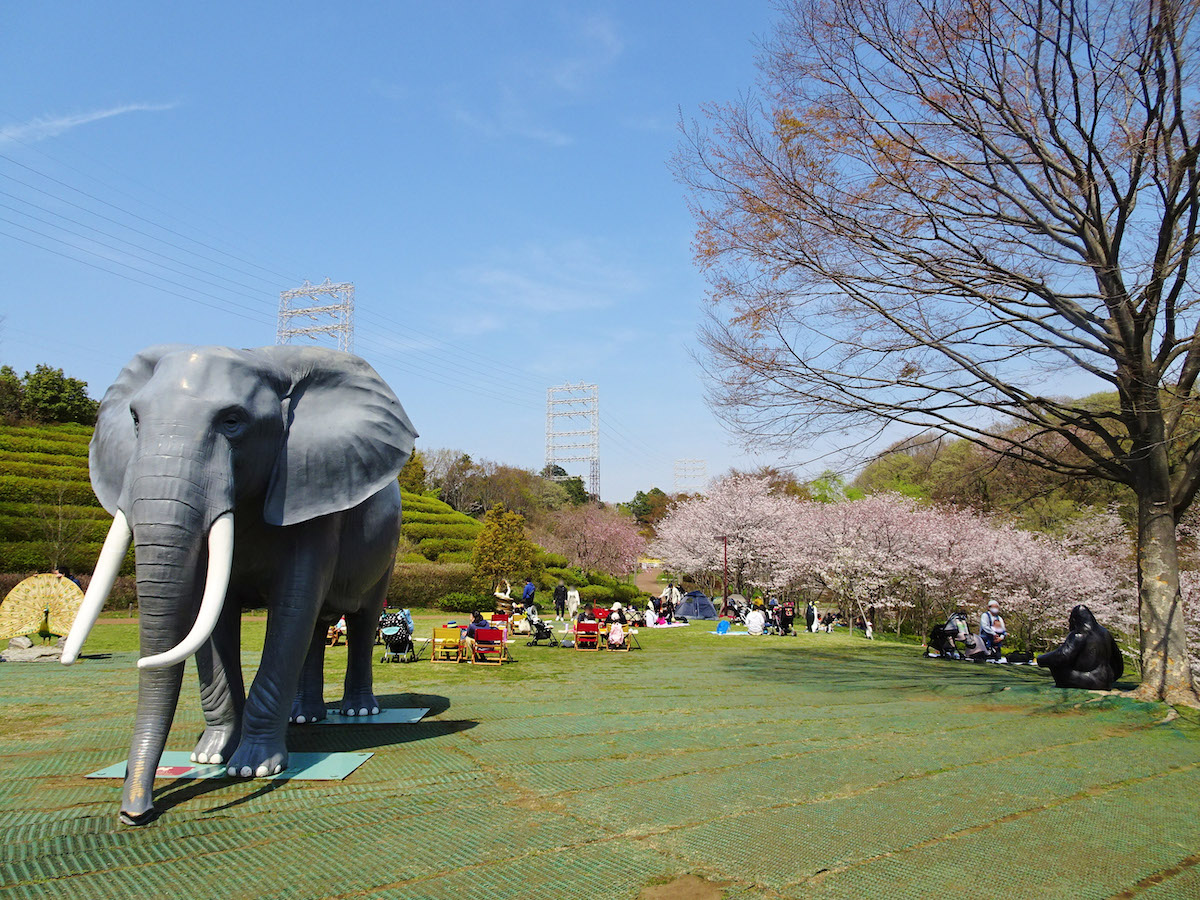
[1,616,1198,899]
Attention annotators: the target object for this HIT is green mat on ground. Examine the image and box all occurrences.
[85,751,373,781]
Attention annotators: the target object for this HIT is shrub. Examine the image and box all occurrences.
[436,550,473,564]
[396,552,428,564]
[436,591,492,613]
[612,583,643,603]
[387,562,475,608]
[537,550,570,569]
[578,584,615,605]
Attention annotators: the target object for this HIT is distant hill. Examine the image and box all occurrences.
[0,422,481,573]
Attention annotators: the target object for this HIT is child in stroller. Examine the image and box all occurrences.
[380,609,419,662]
[524,607,560,647]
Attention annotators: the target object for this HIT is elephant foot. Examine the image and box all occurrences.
[288,694,328,725]
[226,740,288,779]
[338,690,380,717]
[190,725,240,765]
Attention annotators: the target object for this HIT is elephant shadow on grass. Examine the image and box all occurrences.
[151,693,475,819]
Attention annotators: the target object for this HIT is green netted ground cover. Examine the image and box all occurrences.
[1,623,1197,899]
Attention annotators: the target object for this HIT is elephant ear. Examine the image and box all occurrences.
[260,347,417,527]
[89,344,193,515]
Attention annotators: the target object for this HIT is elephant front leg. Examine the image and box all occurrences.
[192,602,244,765]
[227,545,335,778]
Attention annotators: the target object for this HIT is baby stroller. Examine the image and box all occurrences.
[723,594,750,624]
[925,613,989,661]
[525,609,560,647]
[380,612,421,662]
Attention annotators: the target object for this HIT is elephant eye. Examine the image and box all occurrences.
[131,411,139,436]
[218,411,247,438]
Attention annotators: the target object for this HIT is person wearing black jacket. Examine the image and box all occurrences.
[553,581,568,622]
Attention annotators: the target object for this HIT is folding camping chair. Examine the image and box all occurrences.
[430,626,462,663]
[468,626,509,665]
[574,621,600,651]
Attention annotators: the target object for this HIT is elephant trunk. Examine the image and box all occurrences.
[138,513,234,669]
[119,450,234,825]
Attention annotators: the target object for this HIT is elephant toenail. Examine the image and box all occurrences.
[211,754,222,764]
[196,753,208,763]
[255,765,269,777]
[272,764,282,775]
[295,715,306,724]
[240,766,252,777]
[190,752,199,762]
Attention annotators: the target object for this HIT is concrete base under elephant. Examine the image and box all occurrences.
[87,751,372,781]
[310,707,429,725]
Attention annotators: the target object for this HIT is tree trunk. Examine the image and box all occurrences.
[1132,441,1199,706]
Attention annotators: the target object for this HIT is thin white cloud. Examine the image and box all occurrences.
[456,239,643,315]
[444,13,623,146]
[0,103,177,145]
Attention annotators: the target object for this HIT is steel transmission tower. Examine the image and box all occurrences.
[546,383,600,499]
[277,279,355,352]
[674,458,707,492]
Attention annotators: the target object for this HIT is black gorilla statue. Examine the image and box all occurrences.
[1037,605,1124,690]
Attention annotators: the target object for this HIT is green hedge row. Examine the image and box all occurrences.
[2,502,110,520]
[416,538,476,560]
[401,511,477,525]
[386,562,475,608]
[0,450,91,469]
[0,460,93,482]
[401,522,481,541]
[0,540,115,573]
[0,516,112,543]
[0,434,94,456]
[436,591,493,613]
[0,476,100,505]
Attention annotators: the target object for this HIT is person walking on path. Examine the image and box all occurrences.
[553,581,567,621]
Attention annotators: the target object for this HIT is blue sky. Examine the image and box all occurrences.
[0,2,796,502]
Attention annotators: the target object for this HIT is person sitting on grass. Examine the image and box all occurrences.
[745,606,767,635]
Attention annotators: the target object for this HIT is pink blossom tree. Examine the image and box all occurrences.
[541,505,645,576]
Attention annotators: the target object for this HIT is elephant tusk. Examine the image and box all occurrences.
[138,513,235,670]
[62,510,133,665]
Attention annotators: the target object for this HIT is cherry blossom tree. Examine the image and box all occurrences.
[541,505,645,576]
[651,474,803,596]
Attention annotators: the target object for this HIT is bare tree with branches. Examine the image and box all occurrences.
[678,0,1200,703]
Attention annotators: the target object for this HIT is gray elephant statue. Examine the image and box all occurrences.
[61,344,417,825]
